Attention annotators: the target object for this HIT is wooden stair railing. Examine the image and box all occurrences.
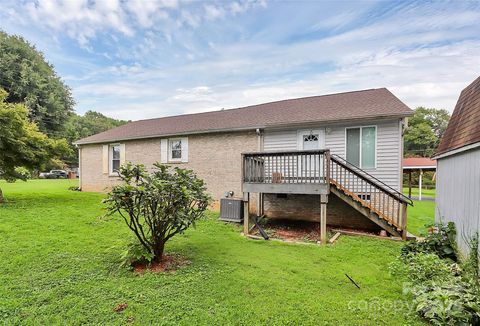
[329,155,413,234]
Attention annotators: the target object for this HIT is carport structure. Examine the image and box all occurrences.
[403,157,436,200]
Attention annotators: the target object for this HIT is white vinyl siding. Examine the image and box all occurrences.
[264,130,298,151]
[263,119,402,190]
[436,148,480,255]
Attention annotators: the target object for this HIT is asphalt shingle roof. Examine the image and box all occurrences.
[435,76,480,156]
[76,88,413,145]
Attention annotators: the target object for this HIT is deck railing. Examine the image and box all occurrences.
[329,154,413,229]
[242,150,331,185]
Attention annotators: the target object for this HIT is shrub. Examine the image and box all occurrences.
[464,232,479,284]
[402,222,458,261]
[13,167,31,179]
[391,225,480,325]
[389,253,459,283]
[120,241,155,268]
[104,163,211,263]
[407,280,480,325]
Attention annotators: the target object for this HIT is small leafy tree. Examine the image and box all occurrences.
[0,89,70,203]
[104,163,211,262]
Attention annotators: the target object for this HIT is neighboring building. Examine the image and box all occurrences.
[76,88,413,241]
[433,76,480,254]
[402,157,436,200]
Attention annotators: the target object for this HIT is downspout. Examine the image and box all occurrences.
[400,118,407,191]
[255,128,264,218]
[256,128,264,151]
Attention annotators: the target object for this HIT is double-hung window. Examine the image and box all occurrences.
[168,139,183,162]
[346,126,376,169]
[161,137,188,163]
[110,145,121,173]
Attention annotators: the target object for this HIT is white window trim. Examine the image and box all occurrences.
[344,125,377,170]
[109,143,121,175]
[168,138,184,163]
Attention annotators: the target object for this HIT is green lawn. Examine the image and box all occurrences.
[402,187,436,198]
[0,180,423,325]
[407,200,435,236]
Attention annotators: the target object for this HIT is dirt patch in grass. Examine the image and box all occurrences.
[113,303,128,313]
[132,253,190,274]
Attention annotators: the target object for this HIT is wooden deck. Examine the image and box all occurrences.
[241,150,413,242]
[242,150,331,195]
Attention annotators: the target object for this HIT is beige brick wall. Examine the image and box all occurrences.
[80,130,379,230]
[79,131,259,208]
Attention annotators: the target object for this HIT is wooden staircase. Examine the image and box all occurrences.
[328,155,413,239]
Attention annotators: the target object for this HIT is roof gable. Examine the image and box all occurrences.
[76,88,413,145]
[435,76,480,157]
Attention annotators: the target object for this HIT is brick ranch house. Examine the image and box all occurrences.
[75,88,414,242]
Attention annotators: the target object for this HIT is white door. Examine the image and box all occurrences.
[297,129,325,181]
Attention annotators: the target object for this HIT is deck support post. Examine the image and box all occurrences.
[408,171,412,198]
[401,202,408,240]
[243,192,250,235]
[320,194,328,244]
[260,193,264,216]
[418,169,423,201]
[256,193,264,217]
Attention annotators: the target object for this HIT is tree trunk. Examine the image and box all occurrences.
[153,241,165,262]
[0,187,4,204]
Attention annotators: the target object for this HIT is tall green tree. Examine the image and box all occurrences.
[404,107,450,157]
[65,111,128,144]
[63,111,128,166]
[0,89,70,203]
[0,31,74,136]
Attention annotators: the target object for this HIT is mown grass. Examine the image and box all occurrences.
[402,187,436,198]
[0,180,424,325]
[407,200,435,236]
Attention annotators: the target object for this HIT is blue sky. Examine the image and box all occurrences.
[1,0,480,120]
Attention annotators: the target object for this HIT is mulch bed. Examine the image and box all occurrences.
[132,253,190,274]
[251,218,386,243]
[252,219,323,243]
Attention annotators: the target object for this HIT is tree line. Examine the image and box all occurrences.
[0,32,126,162]
[0,31,127,201]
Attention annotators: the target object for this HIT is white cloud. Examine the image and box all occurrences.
[126,0,177,27]
[24,0,134,46]
[2,0,479,119]
[72,36,480,120]
[204,4,225,21]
